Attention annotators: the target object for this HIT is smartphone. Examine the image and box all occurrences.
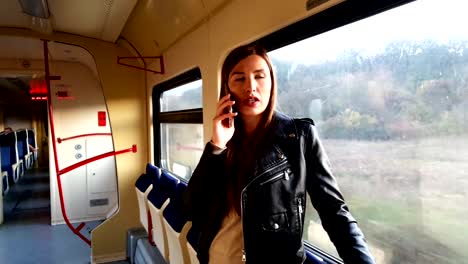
[222,87,234,128]
[222,101,233,128]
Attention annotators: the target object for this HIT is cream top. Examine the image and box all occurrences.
[208,209,244,264]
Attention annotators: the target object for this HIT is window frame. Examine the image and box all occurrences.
[152,68,203,180]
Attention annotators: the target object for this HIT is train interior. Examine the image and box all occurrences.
[1,0,468,263]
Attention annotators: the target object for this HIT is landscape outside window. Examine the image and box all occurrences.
[269,0,468,263]
[160,80,203,180]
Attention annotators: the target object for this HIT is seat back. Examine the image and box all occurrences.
[0,134,12,175]
[0,132,19,182]
[27,129,38,161]
[135,173,153,234]
[135,164,161,234]
[16,130,31,170]
[1,167,8,194]
[147,169,179,261]
[16,130,27,161]
[163,181,190,264]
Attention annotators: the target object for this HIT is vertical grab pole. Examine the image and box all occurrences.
[43,40,91,246]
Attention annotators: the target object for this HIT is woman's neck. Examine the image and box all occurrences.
[241,115,261,134]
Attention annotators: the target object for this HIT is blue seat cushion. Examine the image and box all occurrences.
[135,173,152,192]
[27,129,36,148]
[162,182,188,233]
[147,170,179,209]
[146,163,161,187]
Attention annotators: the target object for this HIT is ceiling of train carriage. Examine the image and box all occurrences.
[0,0,229,52]
[121,0,230,55]
[0,0,137,42]
[0,0,228,96]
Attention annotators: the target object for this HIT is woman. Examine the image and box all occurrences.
[183,43,375,264]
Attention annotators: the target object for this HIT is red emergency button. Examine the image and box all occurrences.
[98,111,106,126]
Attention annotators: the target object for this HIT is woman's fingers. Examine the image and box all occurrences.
[215,99,236,117]
[213,111,238,123]
[216,93,231,108]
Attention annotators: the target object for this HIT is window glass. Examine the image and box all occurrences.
[160,123,204,180]
[155,74,203,180]
[269,0,468,263]
[160,79,202,112]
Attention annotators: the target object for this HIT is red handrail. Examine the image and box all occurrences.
[57,133,112,143]
[43,39,91,245]
[43,40,137,246]
[58,145,137,176]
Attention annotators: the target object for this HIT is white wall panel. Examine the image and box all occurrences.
[48,43,118,224]
[86,137,116,194]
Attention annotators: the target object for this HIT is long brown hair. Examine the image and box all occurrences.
[220,43,278,214]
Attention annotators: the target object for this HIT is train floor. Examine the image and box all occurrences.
[0,167,101,264]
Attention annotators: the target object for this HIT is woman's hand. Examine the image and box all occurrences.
[211,94,237,148]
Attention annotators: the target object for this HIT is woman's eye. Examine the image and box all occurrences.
[234,77,245,82]
[255,74,265,79]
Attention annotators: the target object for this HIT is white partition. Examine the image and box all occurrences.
[48,42,118,225]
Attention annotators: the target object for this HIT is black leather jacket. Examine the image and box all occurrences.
[183,112,375,264]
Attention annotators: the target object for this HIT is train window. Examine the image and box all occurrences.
[268,0,468,263]
[160,79,202,112]
[153,68,203,181]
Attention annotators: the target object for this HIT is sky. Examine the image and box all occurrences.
[270,0,468,65]
[163,79,202,96]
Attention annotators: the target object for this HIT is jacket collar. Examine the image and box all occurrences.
[271,111,297,140]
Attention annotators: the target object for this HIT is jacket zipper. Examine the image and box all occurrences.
[259,168,291,186]
[297,196,303,226]
[240,159,288,262]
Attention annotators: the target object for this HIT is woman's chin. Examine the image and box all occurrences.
[239,109,265,118]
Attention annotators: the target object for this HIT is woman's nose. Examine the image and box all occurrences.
[245,76,257,93]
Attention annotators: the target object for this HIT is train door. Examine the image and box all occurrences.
[0,36,119,231]
[45,41,119,225]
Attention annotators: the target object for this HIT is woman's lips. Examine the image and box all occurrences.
[243,97,260,107]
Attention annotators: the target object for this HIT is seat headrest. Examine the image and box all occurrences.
[135,173,152,192]
[146,163,161,186]
[147,170,179,209]
[160,170,179,190]
[0,133,16,145]
[16,130,27,139]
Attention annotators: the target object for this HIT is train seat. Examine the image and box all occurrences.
[136,164,162,232]
[135,173,152,233]
[1,137,10,194]
[26,129,38,162]
[1,163,8,195]
[16,130,31,172]
[162,181,190,264]
[0,132,20,184]
[186,221,200,264]
[147,169,179,262]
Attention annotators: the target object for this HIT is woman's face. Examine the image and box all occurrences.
[227,55,272,119]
